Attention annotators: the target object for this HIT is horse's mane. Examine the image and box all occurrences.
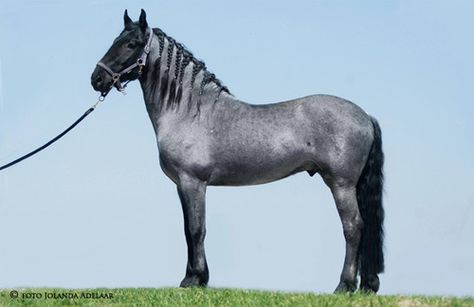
[152,27,231,104]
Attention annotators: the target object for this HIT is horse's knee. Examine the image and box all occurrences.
[189,225,206,243]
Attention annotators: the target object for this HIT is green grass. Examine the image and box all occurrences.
[0,288,472,306]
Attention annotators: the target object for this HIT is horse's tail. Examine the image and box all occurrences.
[356,116,384,291]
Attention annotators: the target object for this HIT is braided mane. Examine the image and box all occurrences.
[151,28,231,108]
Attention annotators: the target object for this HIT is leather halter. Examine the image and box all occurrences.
[96,27,154,94]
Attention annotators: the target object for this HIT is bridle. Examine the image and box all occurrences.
[96,27,154,96]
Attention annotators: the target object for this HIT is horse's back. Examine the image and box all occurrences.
[243,94,373,136]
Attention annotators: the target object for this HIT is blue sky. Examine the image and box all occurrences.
[1,0,473,296]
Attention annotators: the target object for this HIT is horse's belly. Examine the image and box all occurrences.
[207,150,317,186]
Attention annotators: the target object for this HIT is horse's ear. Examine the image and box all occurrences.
[124,9,133,29]
[139,9,148,30]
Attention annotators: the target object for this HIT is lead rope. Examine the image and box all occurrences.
[0,94,106,171]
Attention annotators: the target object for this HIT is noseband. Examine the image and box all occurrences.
[96,27,154,94]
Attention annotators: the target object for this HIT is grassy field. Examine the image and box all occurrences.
[0,288,472,306]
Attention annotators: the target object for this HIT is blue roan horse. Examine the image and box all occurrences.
[91,10,384,293]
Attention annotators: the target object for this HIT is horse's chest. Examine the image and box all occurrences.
[157,132,212,182]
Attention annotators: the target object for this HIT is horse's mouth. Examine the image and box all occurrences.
[98,80,116,97]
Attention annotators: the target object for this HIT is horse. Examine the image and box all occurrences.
[91,9,384,293]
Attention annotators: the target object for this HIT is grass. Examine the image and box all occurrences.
[0,288,472,306]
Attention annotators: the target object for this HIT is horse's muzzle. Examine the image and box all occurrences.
[91,67,112,94]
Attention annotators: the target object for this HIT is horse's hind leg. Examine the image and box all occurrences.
[176,173,209,287]
[329,182,363,293]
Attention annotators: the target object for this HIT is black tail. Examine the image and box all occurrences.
[357,117,385,285]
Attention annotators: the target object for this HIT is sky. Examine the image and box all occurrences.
[1,0,473,297]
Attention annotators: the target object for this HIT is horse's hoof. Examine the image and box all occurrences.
[334,280,357,293]
[179,275,207,288]
[360,275,380,293]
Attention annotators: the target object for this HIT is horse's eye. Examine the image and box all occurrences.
[127,42,137,49]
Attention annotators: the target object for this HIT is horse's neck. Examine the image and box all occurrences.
[139,33,233,133]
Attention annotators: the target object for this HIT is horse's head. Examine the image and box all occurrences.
[91,9,153,96]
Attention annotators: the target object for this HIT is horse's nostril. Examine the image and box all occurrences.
[91,72,104,91]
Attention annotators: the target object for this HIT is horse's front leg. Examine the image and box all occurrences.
[176,173,209,287]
